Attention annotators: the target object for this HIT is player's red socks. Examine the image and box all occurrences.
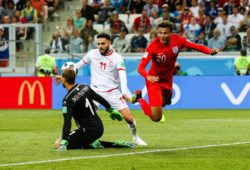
[137,98,152,118]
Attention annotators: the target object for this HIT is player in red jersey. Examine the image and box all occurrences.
[125,20,220,122]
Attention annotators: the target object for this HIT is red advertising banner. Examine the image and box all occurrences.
[0,77,52,109]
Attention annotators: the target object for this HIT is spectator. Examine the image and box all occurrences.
[216,13,233,39]
[83,34,96,52]
[179,6,193,33]
[80,19,98,43]
[170,3,182,23]
[239,6,246,16]
[202,15,217,42]
[239,10,250,32]
[11,15,25,49]
[21,0,37,23]
[112,27,129,53]
[35,48,58,76]
[96,0,114,24]
[5,0,16,19]
[205,0,218,18]
[167,0,184,13]
[158,6,177,31]
[183,16,201,42]
[127,0,145,14]
[74,9,86,32]
[195,32,206,45]
[130,28,147,52]
[243,28,250,52]
[49,31,69,53]
[63,17,77,40]
[234,48,250,75]
[150,10,160,29]
[223,0,235,15]
[173,62,188,76]
[132,9,151,34]
[207,28,225,49]
[148,28,158,43]
[227,5,244,29]
[214,7,224,25]
[143,0,159,17]
[196,7,206,27]
[0,26,9,67]
[15,10,23,22]
[81,0,95,22]
[153,0,164,9]
[225,26,242,51]
[110,11,128,41]
[2,15,11,40]
[189,0,199,18]
[89,0,104,14]
[16,0,26,11]
[110,0,123,13]
[31,0,46,23]
[69,29,83,53]
[0,0,7,20]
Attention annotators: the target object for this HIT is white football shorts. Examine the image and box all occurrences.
[92,87,128,111]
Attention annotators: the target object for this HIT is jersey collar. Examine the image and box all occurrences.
[103,50,113,56]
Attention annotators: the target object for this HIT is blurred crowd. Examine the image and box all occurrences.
[47,0,250,54]
[0,0,60,24]
[0,0,250,54]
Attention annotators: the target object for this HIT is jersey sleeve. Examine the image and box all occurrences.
[182,38,212,54]
[137,43,153,78]
[116,55,127,94]
[75,50,92,69]
[116,55,126,71]
[61,101,74,141]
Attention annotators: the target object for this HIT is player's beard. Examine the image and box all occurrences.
[99,47,109,55]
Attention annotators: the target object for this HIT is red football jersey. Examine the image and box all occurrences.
[138,34,212,90]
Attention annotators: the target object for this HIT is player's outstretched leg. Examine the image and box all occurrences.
[96,140,135,148]
[131,90,152,118]
[131,90,165,123]
[128,119,147,146]
[119,108,147,146]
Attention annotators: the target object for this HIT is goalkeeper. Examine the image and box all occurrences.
[55,69,134,151]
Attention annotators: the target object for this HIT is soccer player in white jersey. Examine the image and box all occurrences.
[56,33,146,146]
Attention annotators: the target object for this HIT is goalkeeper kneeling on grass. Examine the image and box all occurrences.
[54,69,134,151]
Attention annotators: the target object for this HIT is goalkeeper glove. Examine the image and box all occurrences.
[58,139,68,151]
[106,108,123,121]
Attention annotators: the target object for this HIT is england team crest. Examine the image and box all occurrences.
[172,46,178,54]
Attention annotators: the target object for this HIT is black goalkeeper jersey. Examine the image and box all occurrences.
[61,84,111,140]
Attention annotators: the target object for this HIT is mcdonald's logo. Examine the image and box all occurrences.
[18,80,45,106]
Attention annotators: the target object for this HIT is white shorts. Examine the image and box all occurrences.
[91,87,128,111]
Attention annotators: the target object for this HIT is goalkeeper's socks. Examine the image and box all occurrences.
[137,98,152,118]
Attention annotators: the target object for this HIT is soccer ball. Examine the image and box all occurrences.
[61,62,78,74]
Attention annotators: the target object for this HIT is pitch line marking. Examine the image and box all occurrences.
[0,141,250,167]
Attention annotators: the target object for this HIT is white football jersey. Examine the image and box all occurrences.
[82,49,126,92]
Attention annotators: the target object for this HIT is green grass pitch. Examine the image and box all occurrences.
[0,109,250,170]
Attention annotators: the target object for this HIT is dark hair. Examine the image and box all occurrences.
[158,20,174,31]
[97,33,111,41]
[62,69,76,85]
[44,48,51,54]
[240,48,247,56]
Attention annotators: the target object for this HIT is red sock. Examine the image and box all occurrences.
[137,98,152,118]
